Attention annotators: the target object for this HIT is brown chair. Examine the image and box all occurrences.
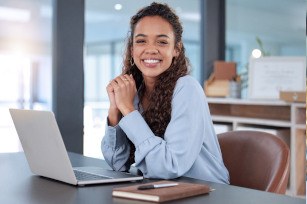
[217,130,290,194]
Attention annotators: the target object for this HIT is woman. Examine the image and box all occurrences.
[102,2,229,184]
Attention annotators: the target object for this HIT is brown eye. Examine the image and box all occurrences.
[135,40,145,44]
[158,41,168,45]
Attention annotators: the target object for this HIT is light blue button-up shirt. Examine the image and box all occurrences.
[102,75,229,184]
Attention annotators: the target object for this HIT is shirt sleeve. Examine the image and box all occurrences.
[119,77,209,179]
[101,121,131,172]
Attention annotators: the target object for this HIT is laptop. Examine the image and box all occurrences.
[9,109,143,186]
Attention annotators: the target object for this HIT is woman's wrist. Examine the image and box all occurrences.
[120,106,135,116]
[108,107,121,126]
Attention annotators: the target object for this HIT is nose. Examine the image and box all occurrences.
[144,45,158,54]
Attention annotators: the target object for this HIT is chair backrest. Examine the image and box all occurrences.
[217,130,290,194]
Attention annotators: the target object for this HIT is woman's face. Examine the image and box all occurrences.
[131,16,178,83]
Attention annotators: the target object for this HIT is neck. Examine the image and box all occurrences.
[143,78,155,94]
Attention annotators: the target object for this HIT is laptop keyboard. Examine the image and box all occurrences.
[73,170,112,181]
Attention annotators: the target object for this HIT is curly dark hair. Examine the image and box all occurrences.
[123,2,190,137]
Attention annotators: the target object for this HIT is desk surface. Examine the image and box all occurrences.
[1,152,304,204]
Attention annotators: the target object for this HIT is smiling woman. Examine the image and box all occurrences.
[101,2,229,184]
[84,0,201,159]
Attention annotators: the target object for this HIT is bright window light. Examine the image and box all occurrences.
[114,4,122,11]
[251,49,262,58]
[0,6,31,22]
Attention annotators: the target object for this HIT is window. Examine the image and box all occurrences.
[226,0,305,98]
[0,0,53,152]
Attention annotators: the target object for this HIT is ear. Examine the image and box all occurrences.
[173,42,182,57]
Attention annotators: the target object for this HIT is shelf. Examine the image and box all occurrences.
[208,98,306,196]
[211,115,291,128]
[294,124,306,130]
[207,97,290,106]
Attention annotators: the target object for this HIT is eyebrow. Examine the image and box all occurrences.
[134,34,170,39]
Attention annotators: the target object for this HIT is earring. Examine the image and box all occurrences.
[130,58,135,66]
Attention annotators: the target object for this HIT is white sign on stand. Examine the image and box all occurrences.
[248,57,306,100]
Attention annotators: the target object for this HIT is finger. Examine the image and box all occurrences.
[125,74,136,86]
[115,76,131,90]
[110,80,120,90]
[120,75,130,84]
[106,82,113,91]
[123,74,131,80]
[114,76,126,86]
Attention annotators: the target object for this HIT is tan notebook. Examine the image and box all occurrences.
[112,180,212,203]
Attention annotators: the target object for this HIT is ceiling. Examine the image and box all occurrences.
[0,0,305,53]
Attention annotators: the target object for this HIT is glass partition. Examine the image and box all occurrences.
[0,0,53,152]
[226,0,305,98]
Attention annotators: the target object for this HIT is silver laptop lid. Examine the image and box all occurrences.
[9,109,78,185]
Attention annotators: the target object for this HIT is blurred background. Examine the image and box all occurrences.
[0,0,304,159]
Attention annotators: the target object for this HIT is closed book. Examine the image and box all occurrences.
[112,181,212,203]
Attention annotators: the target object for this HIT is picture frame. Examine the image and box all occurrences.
[248,56,306,100]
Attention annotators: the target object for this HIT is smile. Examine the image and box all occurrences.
[143,59,161,64]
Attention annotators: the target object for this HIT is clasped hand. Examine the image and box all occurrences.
[107,74,137,117]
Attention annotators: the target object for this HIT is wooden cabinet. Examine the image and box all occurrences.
[207,97,306,196]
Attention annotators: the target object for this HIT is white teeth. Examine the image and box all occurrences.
[144,59,160,64]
